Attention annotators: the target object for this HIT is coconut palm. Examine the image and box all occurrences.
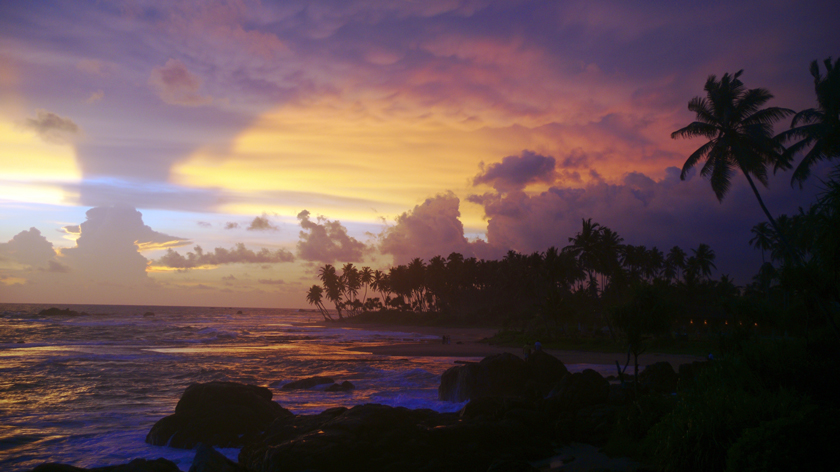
[665,246,687,283]
[318,264,345,319]
[690,243,717,281]
[672,70,793,238]
[305,284,332,321]
[778,57,840,186]
[749,221,774,263]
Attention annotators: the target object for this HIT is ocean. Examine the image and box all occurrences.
[0,304,611,471]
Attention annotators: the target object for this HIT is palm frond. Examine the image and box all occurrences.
[709,158,733,201]
[671,122,717,139]
[680,140,715,179]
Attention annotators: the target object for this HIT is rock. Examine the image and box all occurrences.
[239,403,555,472]
[525,350,569,396]
[189,443,246,472]
[142,312,155,317]
[440,352,559,402]
[546,369,609,411]
[638,361,678,393]
[281,376,335,390]
[486,459,540,471]
[325,380,355,392]
[145,381,292,449]
[30,458,180,472]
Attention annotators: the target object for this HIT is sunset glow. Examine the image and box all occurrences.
[0,1,836,307]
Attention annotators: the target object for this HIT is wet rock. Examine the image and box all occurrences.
[145,381,292,449]
[546,369,609,411]
[325,380,355,392]
[38,307,88,317]
[142,312,155,317]
[189,444,246,472]
[440,352,565,402]
[239,403,554,472]
[281,376,335,390]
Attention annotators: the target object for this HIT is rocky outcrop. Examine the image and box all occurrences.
[145,381,292,449]
[280,376,335,390]
[189,444,247,472]
[439,351,568,402]
[239,403,555,472]
[545,369,610,411]
[29,458,180,472]
[325,380,355,392]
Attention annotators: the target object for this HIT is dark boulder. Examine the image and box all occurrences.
[145,381,292,449]
[639,361,678,393]
[30,458,180,472]
[325,380,355,392]
[545,369,609,412]
[440,352,558,402]
[239,403,555,472]
[555,403,618,444]
[281,376,334,390]
[525,350,569,395]
[189,444,246,472]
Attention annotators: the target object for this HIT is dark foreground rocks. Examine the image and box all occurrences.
[145,381,293,449]
[439,350,568,402]
[29,458,179,472]
[239,403,556,472]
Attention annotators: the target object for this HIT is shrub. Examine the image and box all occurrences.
[643,360,808,472]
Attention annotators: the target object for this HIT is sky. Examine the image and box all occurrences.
[0,0,837,308]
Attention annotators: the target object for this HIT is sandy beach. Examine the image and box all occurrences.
[352,323,703,370]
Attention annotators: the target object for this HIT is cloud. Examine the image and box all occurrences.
[60,206,189,284]
[43,260,70,273]
[148,59,212,106]
[379,192,487,265]
[155,243,295,269]
[296,210,366,263]
[258,278,285,285]
[0,227,57,268]
[247,214,278,231]
[224,222,240,229]
[86,90,104,103]
[22,110,80,144]
[197,221,212,228]
[473,151,557,192]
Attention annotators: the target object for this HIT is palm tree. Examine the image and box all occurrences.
[306,285,332,321]
[690,243,717,281]
[318,264,345,319]
[778,57,840,186]
[665,246,687,283]
[749,222,774,263]
[672,70,793,241]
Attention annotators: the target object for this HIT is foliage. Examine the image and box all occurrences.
[644,359,808,472]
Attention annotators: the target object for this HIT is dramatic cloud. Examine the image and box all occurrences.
[156,243,294,269]
[473,151,557,192]
[60,206,189,284]
[296,210,366,263]
[22,110,80,144]
[0,227,57,268]
[247,214,278,231]
[379,192,489,265]
[148,59,212,106]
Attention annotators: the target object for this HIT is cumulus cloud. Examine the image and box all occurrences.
[224,222,240,229]
[473,151,557,192]
[197,221,212,228]
[22,110,80,144]
[60,206,189,284]
[148,59,212,106]
[0,228,58,268]
[296,210,366,263]
[155,243,294,269]
[247,214,278,231]
[379,192,487,265]
[44,260,71,273]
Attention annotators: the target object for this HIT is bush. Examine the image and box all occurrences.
[605,393,676,458]
[725,407,840,472]
[643,359,808,472]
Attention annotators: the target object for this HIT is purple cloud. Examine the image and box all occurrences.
[296,210,366,263]
[473,151,557,192]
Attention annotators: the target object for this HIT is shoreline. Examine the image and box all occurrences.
[345,322,704,369]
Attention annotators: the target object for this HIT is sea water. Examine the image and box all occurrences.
[0,304,612,471]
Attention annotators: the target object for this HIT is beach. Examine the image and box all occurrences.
[353,322,704,369]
